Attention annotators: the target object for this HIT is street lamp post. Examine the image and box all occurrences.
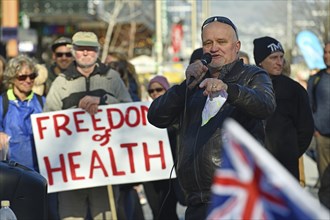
[155,0,163,73]
[191,0,197,50]
[286,0,293,64]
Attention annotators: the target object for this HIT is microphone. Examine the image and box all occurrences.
[188,53,212,87]
[200,52,212,66]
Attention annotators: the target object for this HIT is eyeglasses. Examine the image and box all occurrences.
[202,16,238,38]
[55,52,72,58]
[148,88,165,94]
[16,72,38,81]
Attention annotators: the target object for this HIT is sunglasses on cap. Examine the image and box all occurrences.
[202,16,238,38]
[148,88,165,94]
[16,72,38,81]
[55,52,72,58]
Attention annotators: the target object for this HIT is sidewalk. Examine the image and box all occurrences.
[303,154,319,199]
[142,203,186,220]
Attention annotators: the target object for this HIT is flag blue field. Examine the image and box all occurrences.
[207,119,329,219]
[296,30,326,70]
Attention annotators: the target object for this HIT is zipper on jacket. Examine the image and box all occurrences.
[85,77,90,92]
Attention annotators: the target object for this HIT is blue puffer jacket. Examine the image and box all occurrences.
[0,89,45,171]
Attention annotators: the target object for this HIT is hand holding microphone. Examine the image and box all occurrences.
[186,53,212,90]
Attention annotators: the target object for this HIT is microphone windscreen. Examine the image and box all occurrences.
[201,53,212,65]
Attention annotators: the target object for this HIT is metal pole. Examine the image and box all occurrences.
[191,0,197,50]
[202,0,210,21]
[155,0,163,70]
[286,0,293,64]
[326,0,330,42]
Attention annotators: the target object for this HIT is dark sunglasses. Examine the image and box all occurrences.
[16,72,38,81]
[55,52,72,58]
[148,88,165,94]
[202,16,238,38]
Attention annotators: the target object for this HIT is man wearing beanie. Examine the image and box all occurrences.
[148,16,276,219]
[253,36,314,181]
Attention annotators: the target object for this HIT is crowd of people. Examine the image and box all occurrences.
[0,15,329,220]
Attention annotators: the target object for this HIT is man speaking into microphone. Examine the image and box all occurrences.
[187,52,212,89]
[148,16,276,220]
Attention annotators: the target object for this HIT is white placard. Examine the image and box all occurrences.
[31,101,175,193]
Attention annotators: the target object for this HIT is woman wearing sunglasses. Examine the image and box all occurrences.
[147,75,169,100]
[0,54,44,171]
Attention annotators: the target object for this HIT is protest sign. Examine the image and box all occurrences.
[31,101,175,193]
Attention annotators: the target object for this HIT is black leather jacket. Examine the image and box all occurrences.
[147,60,276,205]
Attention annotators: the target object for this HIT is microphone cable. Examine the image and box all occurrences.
[156,162,176,220]
[156,81,191,220]
[157,66,208,219]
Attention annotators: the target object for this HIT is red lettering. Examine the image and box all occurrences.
[68,152,85,180]
[125,107,140,127]
[44,154,68,185]
[36,116,50,140]
[73,111,89,132]
[140,105,149,125]
[107,147,125,176]
[91,109,106,131]
[143,141,166,171]
[121,143,138,173]
[89,150,109,178]
[107,108,124,129]
[53,114,72,137]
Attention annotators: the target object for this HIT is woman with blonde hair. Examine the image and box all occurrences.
[0,54,44,170]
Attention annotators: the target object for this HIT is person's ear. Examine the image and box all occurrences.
[235,40,241,53]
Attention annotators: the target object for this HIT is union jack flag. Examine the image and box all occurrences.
[207,119,329,220]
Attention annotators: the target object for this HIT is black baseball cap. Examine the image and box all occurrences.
[51,37,72,52]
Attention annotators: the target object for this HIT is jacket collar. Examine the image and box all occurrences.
[7,88,34,101]
[219,59,244,82]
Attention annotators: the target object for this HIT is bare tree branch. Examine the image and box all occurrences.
[101,0,124,63]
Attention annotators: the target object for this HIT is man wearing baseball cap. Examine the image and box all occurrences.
[253,36,314,181]
[46,36,73,94]
[44,31,132,219]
